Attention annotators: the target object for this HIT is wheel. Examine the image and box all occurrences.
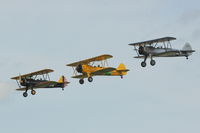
[31,90,36,95]
[150,60,156,66]
[79,79,84,84]
[23,92,28,97]
[120,75,123,79]
[141,61,146,67]
[88,77,93,82]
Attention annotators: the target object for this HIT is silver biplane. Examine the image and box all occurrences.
[128,37,195,67]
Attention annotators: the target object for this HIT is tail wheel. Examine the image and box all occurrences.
[141,61,147,67]
[79,79,84,84]
[88,77,93,82]
[23,92,28,97]
[150,60,156,66]
[31,90,36,95]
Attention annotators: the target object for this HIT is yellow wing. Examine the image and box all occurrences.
[66,54,113,67]
[11,69,54,80]
[71,68,116,78]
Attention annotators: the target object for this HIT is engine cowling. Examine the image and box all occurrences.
[138,46,145,55]
[20,78,26,86]
[76,64,83,73]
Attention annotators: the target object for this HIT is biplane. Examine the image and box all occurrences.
[11,69,70,97]
[66,54,129,84]
[128,37,195,67]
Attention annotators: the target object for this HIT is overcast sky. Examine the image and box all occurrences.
[0,0,200,133]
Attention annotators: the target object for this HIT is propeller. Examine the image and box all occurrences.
[19,73,26,86]
[138,46,145,55]
[76,64,83,73]
[19,73,23,84]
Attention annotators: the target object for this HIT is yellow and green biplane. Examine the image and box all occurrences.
[11,69,70,97]
[66,54,129,84]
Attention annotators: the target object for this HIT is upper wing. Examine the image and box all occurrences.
[91,67,116,75]
[66,54,113,67]
[129,37,176,46]
[11,69,54,80]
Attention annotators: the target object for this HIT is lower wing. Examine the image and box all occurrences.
[134,51,184,58]
[16,88,26,91]
[72,74,87,79]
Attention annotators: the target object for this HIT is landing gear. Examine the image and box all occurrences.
[31,90,36,95]
[120,75,123,79]
[23,92,28,97]
[150,59,156,66]
[141,61,147,67]
[79,79,84,84]
[186,56,188,59]
[141,55,147,67]
[88,77,93,82]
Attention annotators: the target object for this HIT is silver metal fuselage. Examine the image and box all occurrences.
[143,46,192,57]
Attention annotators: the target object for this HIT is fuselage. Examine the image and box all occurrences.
[20,79,64,88]
[80,64,127,76]
[140,46,193,57]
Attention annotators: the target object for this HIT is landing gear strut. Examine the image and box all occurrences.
[141,56,147,67]
[79,79,84,84]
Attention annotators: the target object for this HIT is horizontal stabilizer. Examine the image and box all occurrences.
[117,69,130,72]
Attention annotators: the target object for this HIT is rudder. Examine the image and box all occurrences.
[117,63,126,71]
[117,63,126,70]
[182,43,192,51]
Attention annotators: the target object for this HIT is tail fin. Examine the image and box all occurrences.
[116,64,129,77]
[182,42,192,51]
[58,76,69,89]
[117,63,129,72]
[117,63,126,71]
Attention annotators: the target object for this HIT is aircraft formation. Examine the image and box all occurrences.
[11,37,195,97]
